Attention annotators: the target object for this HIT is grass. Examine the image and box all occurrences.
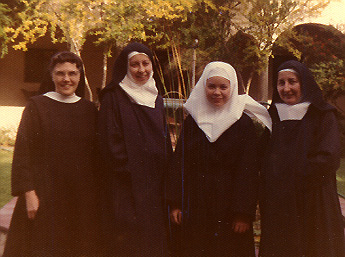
[0,149,13,208]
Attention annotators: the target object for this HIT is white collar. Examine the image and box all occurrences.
[184,62,272,142]
[275,102,311,121]
[44,91,81,103]
[119,73,158,108]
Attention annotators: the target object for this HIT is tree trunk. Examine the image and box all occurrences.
[258,69,268,102]
[101,47,108,90]
[69,44,93,102]
[83,69,93,102]
[257,59,269,102]
[245,71,254,95]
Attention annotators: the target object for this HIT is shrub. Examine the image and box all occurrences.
[0,126,16,147]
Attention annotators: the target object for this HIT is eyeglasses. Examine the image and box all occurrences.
[53,70,80,78]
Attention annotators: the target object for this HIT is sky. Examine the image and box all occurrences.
[305,0,345,26]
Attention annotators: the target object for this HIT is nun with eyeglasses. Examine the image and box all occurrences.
[3,52,99,257]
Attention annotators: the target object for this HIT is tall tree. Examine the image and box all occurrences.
[141,0,241,99]
[233,0,331,100]
[5,0,107,99]
[4,0,196,99]
[92,0,195,89]
[0,2,11,57]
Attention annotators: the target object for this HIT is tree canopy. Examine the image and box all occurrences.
[237,0,330,69]
[0,3,12,57]
[0,0,336,101]
[2,0,196,99]
[3,0,196,53]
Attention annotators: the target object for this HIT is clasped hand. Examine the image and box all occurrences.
[170,208,250,233]
[25,190,39,220]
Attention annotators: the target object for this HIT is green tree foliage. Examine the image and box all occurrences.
[311,60,345,157]
[90,0,195,59]
[224,31,261,93]
[142,0,241,99]
[220,0,330,98]
[237,0,330,70]
[4,0,195,99]
[311,59,345,101]
[178,0,238,51]
[275,23,345,102]
[147,0,332,97]
[4,0,106,99]
[5,0,196,53]
[305,25,345,104]
[91,0,145,47]
[90,0,195,90]
[147,0,241,63]
[2,0,335,101]
[0,3,12,57]
[276,24,345,157]
[5,0,104,53]
[298,24,345,64]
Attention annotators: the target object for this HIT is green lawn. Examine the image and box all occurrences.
[0,149,13,208]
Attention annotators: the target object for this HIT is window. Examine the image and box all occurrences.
[25,48,56,83]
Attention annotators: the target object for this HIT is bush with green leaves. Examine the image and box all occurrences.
[311,59,345,157]
[311,59,345,102]
[0,127,16,146]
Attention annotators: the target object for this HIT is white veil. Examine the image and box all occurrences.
[184,61,272,142]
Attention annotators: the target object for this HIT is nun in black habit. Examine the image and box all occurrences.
[259,60,345,257]
[3,52,99,257]
[167,61,272,257]
[98,42,172,257]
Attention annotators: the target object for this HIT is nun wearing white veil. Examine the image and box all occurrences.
[167,61,271,257]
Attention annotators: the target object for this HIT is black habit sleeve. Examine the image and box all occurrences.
[98,90,128,171]
[167,115,260,217]
[166,122,185,209]
[230,115,259,219]
[11,100,40,196]
[306,110,340,179]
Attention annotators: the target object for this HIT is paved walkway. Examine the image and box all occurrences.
[0,198,16,233]
[0,197,17,256]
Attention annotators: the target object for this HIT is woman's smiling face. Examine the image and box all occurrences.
[277,70,302,105]
[52,62,80,96]
[128,54,152,85]
[205,76,231,107]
